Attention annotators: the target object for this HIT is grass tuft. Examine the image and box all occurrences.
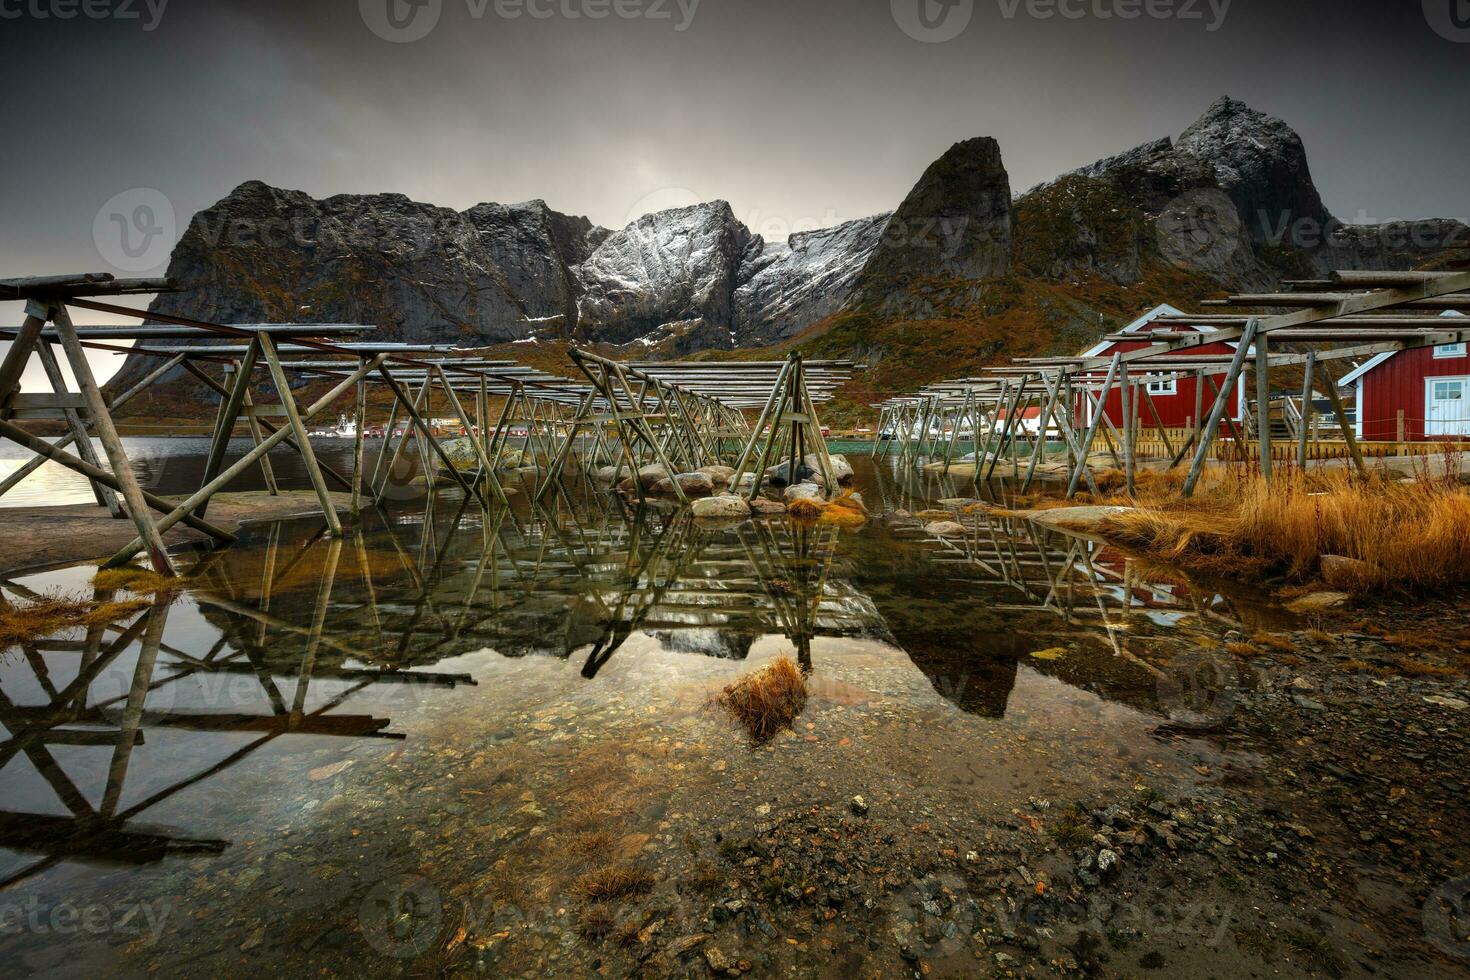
[712,656,809,742]
[1048,802,1094,848]
[575,865,655,902]
[92,566,182,595]
[1283,927,1346,977]
[0,594,151,645]
[786,497,825,520]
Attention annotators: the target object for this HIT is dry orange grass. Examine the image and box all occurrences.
[786,498,825,520]
[1103,471,1470,595]
[92,566,183,595]
[0,595,150,645]
[818,490,868,527]
[712,656,808,741]
[574,865,655,902]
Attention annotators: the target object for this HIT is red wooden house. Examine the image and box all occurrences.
[1080,304,1244,429]
[1339,311,1470,441]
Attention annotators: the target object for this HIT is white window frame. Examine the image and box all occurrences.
[1145,378,1177,396]
[1433,342,1467,359]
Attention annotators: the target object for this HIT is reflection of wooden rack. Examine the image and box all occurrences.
[906,508,1244,667]
[0,541,474,887]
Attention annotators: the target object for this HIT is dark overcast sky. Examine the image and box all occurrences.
[1,0,1467,304]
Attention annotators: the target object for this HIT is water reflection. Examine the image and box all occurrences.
[0,467,1270,908]
[0,491,888,890]
[854,456,1284,720]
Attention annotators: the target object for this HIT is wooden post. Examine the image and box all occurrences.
[1139,383,1175,459]
[373,375,430,498]
[259,334,342,535]
[0,415,236,546]
[1318,365,1369,478]
[0,312,45,417]
[986,378,1029,481]
[230,363,279,496]
[1183,318,1257,497]
[33,341,123,515]
[197,339,261,518]
[1120,365,1135,496]
[100,355,386,567]
[1022,373,1063,491]
[351,367,367,517]
[1054,381,1101,496]
[1255,333,1273,482]
[378,368,488,508]
[1066,354,1121,498]
[0,352,187,500]
[731,356,794,496]
[181,359,356,495]
[1296,351,1316,471]
[49,303,178,575]
[432,366,511,508]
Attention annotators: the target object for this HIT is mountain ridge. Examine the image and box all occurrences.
[108,97,1468,417]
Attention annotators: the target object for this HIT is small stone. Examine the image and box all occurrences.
[923,520,966,537]
[1096,848,1120,876]
[755,803,771,817]
[691,494,750,519]
[850,795,869,816]
[704,945,731,972]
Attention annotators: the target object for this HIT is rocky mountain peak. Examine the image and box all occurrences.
[855,136,1014,311]
[1175,95,1332,239]
[572,199,759,347]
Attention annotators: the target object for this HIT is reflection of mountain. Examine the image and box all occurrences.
[647,629,757,661]
[851,488,1265,721]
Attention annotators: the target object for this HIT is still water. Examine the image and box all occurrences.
[0,446,1279,975]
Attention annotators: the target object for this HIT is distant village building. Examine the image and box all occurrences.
[1338,312,1470,441]
[1079,304,1244,429]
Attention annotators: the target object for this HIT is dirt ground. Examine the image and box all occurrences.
[0,490,353,574]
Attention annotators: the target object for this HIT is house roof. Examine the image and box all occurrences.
[1081,302,1212,358]
[1337,310,1468,387]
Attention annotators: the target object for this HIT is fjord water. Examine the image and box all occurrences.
[0,453,1277,975]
